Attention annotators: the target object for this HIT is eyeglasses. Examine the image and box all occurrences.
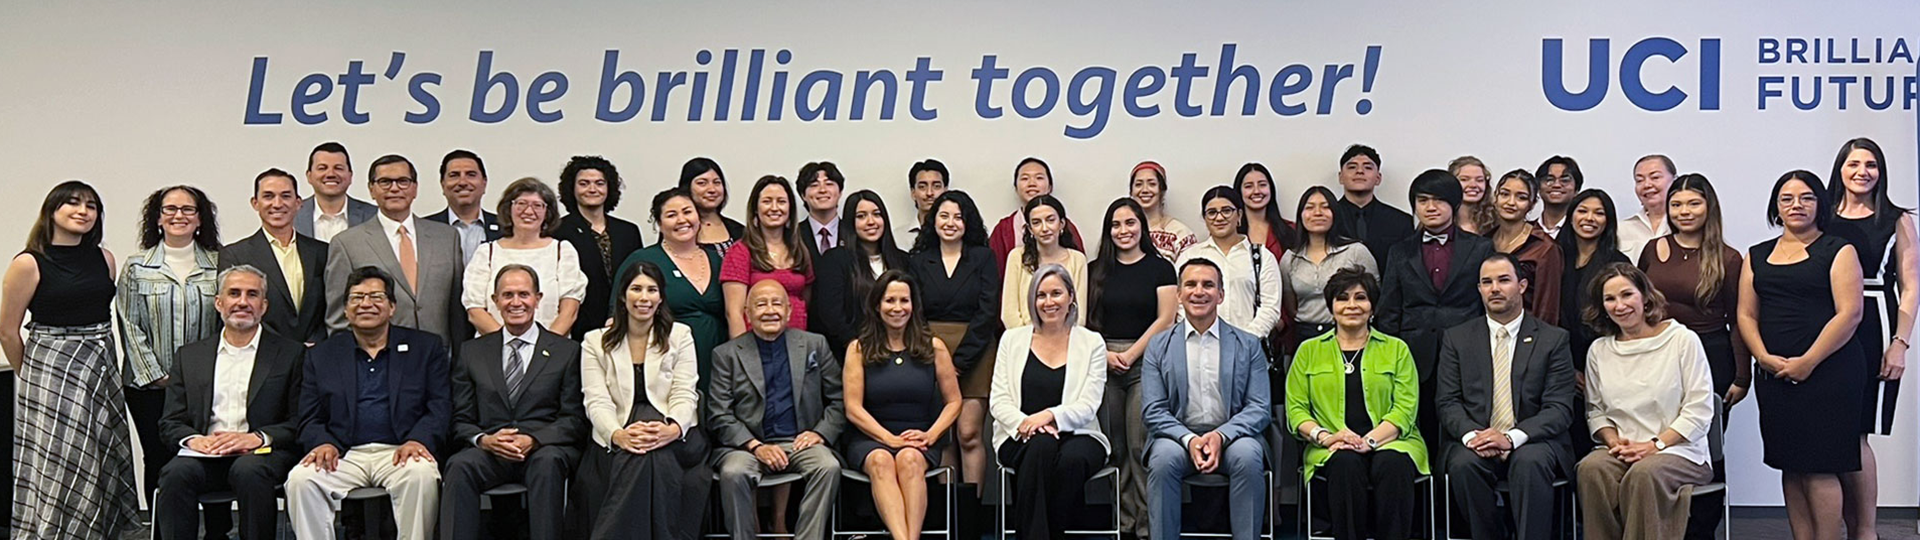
[160,205,199,216]
[511,200,549,211]
[347,292,390,305]
[371,178,417,188]
[1776,195,1820,208]
[1203,207,1240,218]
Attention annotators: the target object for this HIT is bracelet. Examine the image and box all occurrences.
[1892,336,1910,349]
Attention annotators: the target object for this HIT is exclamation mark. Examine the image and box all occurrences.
[1355,45,1382,115]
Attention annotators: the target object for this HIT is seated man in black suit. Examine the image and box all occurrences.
[286,266,452,540]
[154,265,306,540]
[1435,253,1580,540]
[219,168,329,343]
[439,264,584,540]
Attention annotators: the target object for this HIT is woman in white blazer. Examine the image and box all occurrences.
[579,261,711,540]
[990,263,1110,540]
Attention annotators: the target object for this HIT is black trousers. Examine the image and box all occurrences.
[1444,442,1566,540]
[1320,450,1418,540]
[996,434,1104,540]
[127,385,171,504]
[590,430,711,540]
[439,444,580,540]
[154,452,298,540]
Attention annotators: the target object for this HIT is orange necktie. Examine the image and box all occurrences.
[397,224,418,292]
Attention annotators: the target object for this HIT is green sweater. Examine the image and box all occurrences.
[1286,329,1430,479]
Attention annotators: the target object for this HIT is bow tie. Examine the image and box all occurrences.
[1422,231,1451,245]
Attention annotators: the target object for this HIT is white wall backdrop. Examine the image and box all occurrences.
[2,0,1915,506]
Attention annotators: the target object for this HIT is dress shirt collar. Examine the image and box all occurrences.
[219,328,263,356]
[1183,317,1221,341]
[503,324,540,347]
[375,211,417,239]
[1486,311,1524,339]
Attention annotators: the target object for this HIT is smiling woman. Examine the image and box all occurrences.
[462,177,588,337]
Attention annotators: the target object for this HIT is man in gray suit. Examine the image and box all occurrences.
[706,279,844,540]
[324,154,467,345]
[1435,253,1579,540]
[295,141,377,241]
[1141,258,1272,540]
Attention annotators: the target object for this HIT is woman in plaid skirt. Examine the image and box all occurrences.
[0,181,140,539]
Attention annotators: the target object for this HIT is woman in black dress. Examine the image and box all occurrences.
[1737,170,1866,540]
[812,190,910,357]
[555,155,645,341]
[681,157,747,254]
[844,270,963,540]
[1558,189,1633,371]
[1826,137,1915,540]
[905,191,999,501]
[0,181,138,538]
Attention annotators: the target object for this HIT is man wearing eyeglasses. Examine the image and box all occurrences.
[287,266,452,540]
[324,154,468,345]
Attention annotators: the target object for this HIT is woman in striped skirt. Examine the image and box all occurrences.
[0,181,139,538]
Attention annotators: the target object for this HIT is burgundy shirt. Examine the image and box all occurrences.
[1420,225,1457,290]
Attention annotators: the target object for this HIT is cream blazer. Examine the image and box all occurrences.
[989,325,1110,453]
[581,324,700,447]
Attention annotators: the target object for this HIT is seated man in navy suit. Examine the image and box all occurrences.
[1141,258,1273,540]
[286,266,452,540]
[439,264,585,540]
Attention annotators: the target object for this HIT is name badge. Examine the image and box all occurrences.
[397,344,410,353]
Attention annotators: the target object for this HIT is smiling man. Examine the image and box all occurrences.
[440,264,584,540]
[324,154,467,345]
[220,168,330,343]
[424,149,502,264]
[296,141,377,242]
[797,161,847,259]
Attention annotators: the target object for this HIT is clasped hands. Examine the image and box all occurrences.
[748,431,824,472]
[610,422,680,456]
[1185,431,1226,473]
[1316,428,1369,453]
[1601,435,1660,464]
[185,431,265,456]
[1014,410,1058,441]
[481,428,545,461]
[1464,428,1514,459]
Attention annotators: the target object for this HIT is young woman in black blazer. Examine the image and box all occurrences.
[811,190,910,357]
[904,191,1000,512]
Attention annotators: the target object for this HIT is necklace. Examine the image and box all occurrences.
[1341,349,1363,374]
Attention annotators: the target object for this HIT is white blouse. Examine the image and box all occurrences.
[1584,320,1716,465]
[462,239,589,331]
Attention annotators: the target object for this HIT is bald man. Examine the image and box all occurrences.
[705,280,845,540]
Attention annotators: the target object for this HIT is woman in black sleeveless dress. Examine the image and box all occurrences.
[843,270,962,540]
[1739,170,1867,540]
[0,181,139,538]
[1824,136,1914,540]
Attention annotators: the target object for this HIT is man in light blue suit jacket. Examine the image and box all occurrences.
[1140,258,1272,540]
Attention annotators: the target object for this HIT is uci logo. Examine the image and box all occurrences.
[1542,37,1722,112]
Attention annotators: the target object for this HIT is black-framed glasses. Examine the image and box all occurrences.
[371,177,417,188]
[160,205,199,216]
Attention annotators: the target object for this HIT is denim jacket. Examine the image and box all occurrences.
[115,245,219,387]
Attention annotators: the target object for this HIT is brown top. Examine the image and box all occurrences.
[1638,235,1751,387]
[1498,228,1565,326]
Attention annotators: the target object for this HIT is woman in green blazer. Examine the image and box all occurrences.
[1286,267,1428,540]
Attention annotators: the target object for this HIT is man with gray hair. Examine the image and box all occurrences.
[154,265,308,540]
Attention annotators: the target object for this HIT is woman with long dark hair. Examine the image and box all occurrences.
[117,185,221,508]
[1086,197,1177,538]
[1739,170,1867,540]
[1826,137,1914,540]
[843,271,962,540]
[1130,161,1196,257]
[580,260,710,539]
[812,190,910,356]
[680,157,746,253]
[1,181,138,537]
[1283,186,1378,344]
[988,158,1085,274]
[1001,195,1087,328]
[905,191,999,501]
[1486,169,1565,324]
[1557,189,1632,368]
[616,188,728,386]
[721,175,814,336]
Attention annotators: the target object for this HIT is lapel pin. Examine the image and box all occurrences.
[397,343,410,353]
[1522,336,1533,343]
[542,349,550,357]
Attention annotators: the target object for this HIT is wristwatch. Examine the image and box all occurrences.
[1364,436,1381,450]
[1651,438,1668,451]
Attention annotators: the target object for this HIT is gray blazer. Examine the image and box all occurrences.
[1434,314,1580,473]
[704,329,845,448]
[1139,320,1273,444]
[294,197,376,239]
[323,217,466,345]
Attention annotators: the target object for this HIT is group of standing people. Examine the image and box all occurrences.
[0,137,1908,540]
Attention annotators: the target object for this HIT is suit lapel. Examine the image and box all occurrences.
[249,232,299,312]
[244,337,276,412]
[786,331,809,423]
[190,345,218,432]
[361,226,416,299]
[1401,238,1437,294]
[1217,329,1237,409]
[1166,331,1190,417]
[387,329,407,420]
[1511,316,1540,395]
[740,340,767,397]
[480,333,512,411]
